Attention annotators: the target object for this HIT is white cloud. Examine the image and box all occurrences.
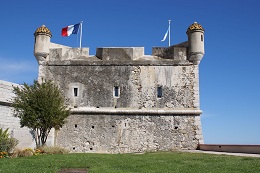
[0,57,38,84]
[0,58,37,72]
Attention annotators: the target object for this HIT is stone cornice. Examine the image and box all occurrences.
[44,59,192,66]
[71,107,202,115]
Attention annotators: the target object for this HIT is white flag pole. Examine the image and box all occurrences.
[168,20,171,47]
[80,21,83,48]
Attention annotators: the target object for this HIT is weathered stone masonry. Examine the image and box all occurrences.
[32,22,205,153]
[58,114,202,153]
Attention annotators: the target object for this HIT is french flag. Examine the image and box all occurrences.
[61,23,80,37]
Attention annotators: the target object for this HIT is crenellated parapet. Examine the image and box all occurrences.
[96,47,144,61]
[33,22,204,65]
[152,41,188,61]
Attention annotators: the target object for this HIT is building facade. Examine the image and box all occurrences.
[31,22,205,153]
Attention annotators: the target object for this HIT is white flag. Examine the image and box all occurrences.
[161,26,169,42]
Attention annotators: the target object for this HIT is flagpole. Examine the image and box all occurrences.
[80,21,83,48]
[168,20,171,47]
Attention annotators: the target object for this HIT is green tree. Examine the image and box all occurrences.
[12,80,70,147]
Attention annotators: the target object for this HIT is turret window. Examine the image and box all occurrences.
[201,35,203,42]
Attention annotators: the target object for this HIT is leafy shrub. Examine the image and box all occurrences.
[0,128,18,153]
[12,148,35,158]
[38,146,69,154]
[11,146,68,158]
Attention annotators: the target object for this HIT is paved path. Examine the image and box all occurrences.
[180,150,260,157]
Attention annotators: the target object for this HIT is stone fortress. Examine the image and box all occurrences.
[0,22,205,153]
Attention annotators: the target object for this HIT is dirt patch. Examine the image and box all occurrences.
[57,168,87,173]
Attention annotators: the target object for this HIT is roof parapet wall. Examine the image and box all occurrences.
[152,42,188,61]
[47,45,189,62]
[49,46,89,61]
[34,23,204,64]
[96,47,144,61]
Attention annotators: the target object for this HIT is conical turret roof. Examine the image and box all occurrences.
[34,25,52,37]
[186,22,204,33]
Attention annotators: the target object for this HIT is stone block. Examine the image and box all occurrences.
[96,47,144,60]
[152,46,187,60]
[49,47,89,61]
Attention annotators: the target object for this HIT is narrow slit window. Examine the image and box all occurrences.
[73,88,78,97]
[157,86,163,98]
[114,86,120,98]
[201,35,203,42]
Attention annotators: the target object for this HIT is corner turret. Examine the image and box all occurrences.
[186,22,205,65]
[34,25,52,63]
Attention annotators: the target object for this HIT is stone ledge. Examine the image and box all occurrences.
[71,107,202,115]
[45,59,192,66]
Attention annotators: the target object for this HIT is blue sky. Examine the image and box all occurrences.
[0,0,259,144]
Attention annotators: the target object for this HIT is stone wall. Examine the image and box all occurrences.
[56,113,203,153]
[0,80,35,149]
[0,80,19,104]
[42,64,199,110]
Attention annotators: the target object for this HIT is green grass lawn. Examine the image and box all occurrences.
[0,151,260,173]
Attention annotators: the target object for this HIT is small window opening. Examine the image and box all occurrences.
[125,123,127,127]
[112,125,115,128]
[75,124,77,128]
[73,147,75,150]
[90,147,93,150]
[92,126,94,129]
[73,88,78,97]
[157,86,163,98]
[201,35,203,42]
[114,86,120,98]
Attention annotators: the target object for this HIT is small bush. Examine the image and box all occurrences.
[38,146,69,154]
[11,146,69,158]
[12,148,34,158]
[0,128,18,153]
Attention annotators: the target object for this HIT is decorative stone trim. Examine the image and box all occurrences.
[71,107,202,115]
